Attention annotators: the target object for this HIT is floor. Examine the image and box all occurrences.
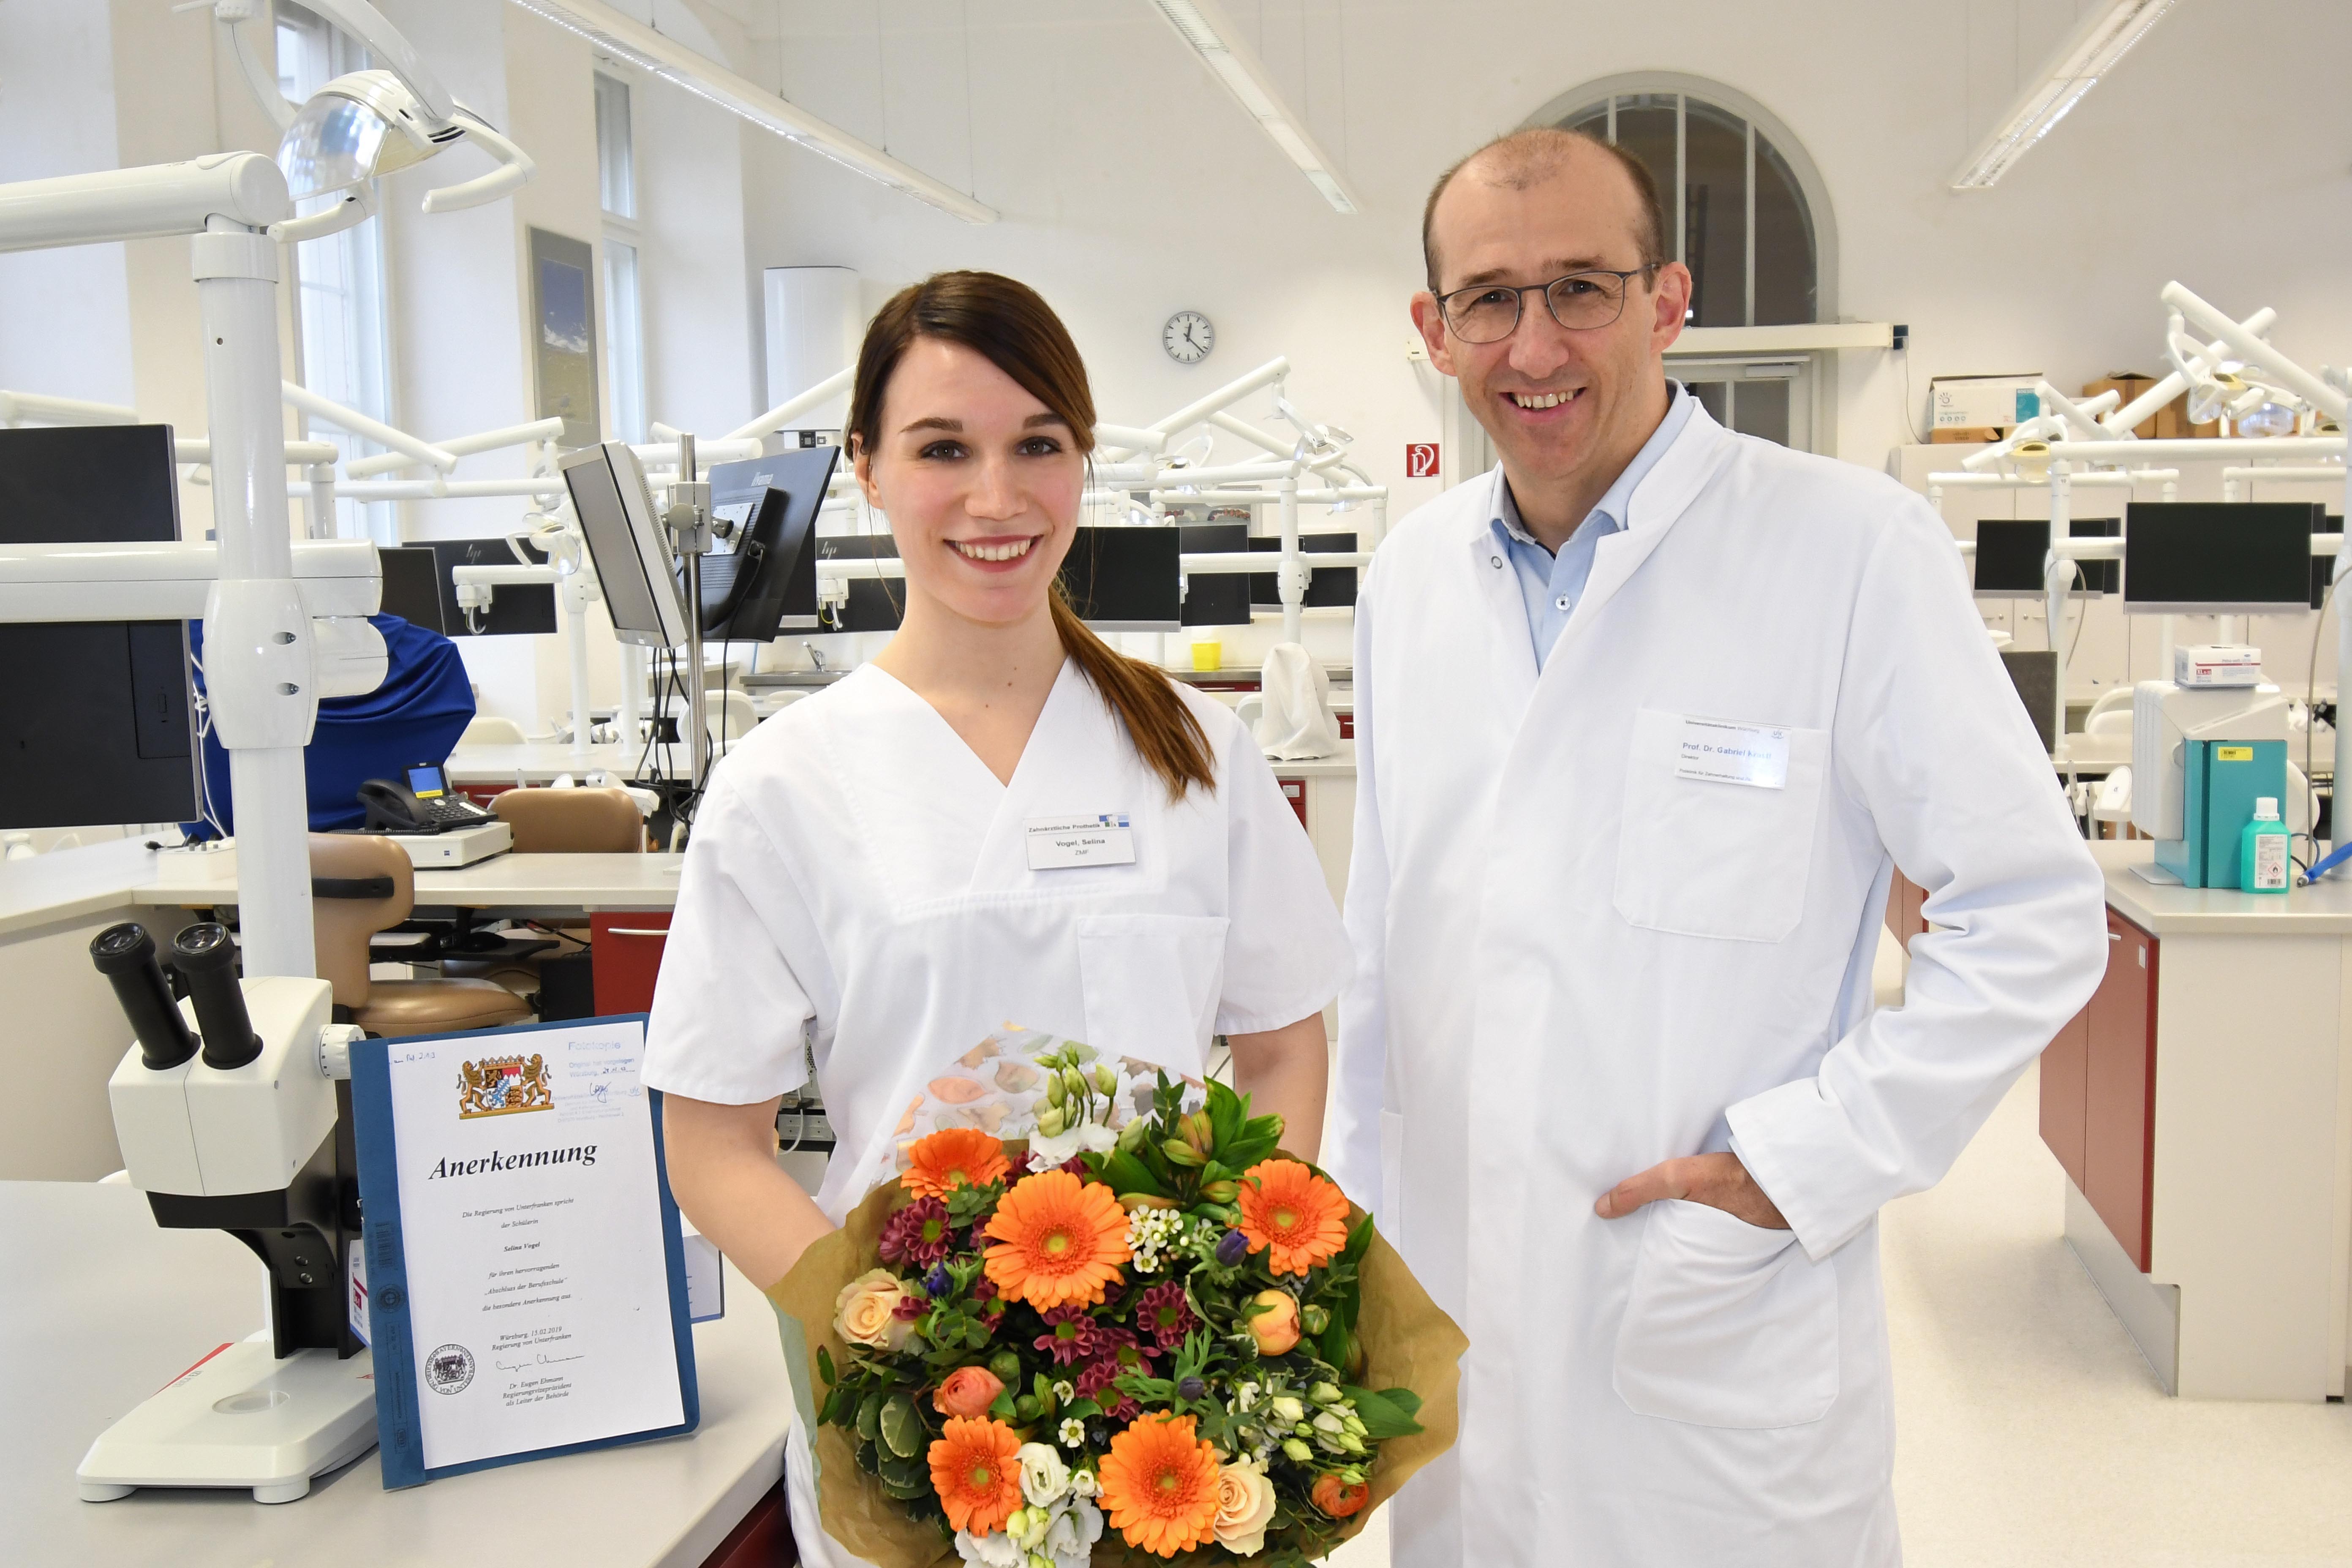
[1334,1062,2352,1566]
[1884,1062,2352,1566]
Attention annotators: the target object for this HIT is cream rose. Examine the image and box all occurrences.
[1211,1455,1278,1555]
[833,1267,913,1351]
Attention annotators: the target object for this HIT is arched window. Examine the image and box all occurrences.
[1514,75,1839,451]
[1527,75,1831,331]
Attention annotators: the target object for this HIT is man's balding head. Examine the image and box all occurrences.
[1421,128,1666,291]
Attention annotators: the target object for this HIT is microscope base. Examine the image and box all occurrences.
[76,1334,377,1505]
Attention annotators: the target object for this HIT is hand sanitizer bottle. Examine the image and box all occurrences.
[2241,796,2291,893]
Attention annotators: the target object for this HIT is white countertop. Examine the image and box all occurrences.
[2093,838,2352,935]
[0,1181,789,1568]
[0,844,682,940]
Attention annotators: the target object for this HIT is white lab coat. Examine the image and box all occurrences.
[644,658,1349,1568]
[1327,404,2106,1566]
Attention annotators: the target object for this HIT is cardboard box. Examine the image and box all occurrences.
[2083,373,2159,438]
[2152,393,2220,439]
[1931,426,2002,444]
[1931,374,2043,431]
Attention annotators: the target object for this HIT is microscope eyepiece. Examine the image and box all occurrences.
[89,922,197,1071]
[170,923,262,1070]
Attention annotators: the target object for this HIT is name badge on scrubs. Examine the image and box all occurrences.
[1026,814,1136,870]
[1674,716,1790,789]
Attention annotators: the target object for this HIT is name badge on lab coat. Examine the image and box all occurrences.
[1026,814,1137,870]
[1674,717,1790,789]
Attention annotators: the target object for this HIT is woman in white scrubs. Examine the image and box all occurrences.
[645,271,1348,1565]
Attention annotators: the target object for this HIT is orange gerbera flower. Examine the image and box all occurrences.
[901,1127,1012,1200]
[928,1416,1023,1536]
[983,1170,1129,1309]
[1098,1413,1223,1557]
[1236,1159,1351,1276]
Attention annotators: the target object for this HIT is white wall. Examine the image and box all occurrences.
[732,0,2350,490]
[0,3,134,408]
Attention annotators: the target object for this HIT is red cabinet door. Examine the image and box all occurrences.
[2039,1004,2090,1194]
[1276,779,1308,831]
[591,912,672,1015]
[2082,910,2158,1270]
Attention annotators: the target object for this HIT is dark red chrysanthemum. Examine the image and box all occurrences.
[879,1197,956,1266]
[892,1293,926,1321]
[1074,1351,1143,1422]
[1033,1303,1108,1367]
[1135,1282,1198,1350]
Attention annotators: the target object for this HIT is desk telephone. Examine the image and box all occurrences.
[359,763,493,834]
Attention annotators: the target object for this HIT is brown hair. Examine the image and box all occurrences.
[1421,126,1666,290]
[847,270,1216,800]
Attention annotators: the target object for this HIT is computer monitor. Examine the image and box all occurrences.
[1179,523,1252,628]
[561,441,691,648]
[1058,526,1181,632]
[0,423,200,828]
[377,545,447,632]
[425,537,558,636]
[1971,519,2047,597]
[2123,501,2322,614]
[813,534,904,632]
[700,446,841,642]
[2072,517,2120,597]
[1250,532,1358,610]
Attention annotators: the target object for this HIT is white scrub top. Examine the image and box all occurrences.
[643,657,1350,1222]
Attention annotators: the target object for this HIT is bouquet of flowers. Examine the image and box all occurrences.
[768,1034,1464,1568]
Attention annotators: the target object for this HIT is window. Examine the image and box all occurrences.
[276,1,395,542]
[1558,87,1819,328]
[1532,74,1838,453]
[596,72,648,445]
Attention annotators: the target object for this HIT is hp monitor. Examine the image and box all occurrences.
[2123,501,2321,615]
[0,424,199,828]
[426,537,557,636]
[1250,531,1358,610]
[700,446,841,642]
[1179,523,1252,628]
[813,534,904,632]
[1058,526,1181,632]
[561,440,690,648]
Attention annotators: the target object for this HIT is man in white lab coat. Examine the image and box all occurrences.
[1326,128,2107,1565]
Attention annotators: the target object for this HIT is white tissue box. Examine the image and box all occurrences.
[2175,645,2265,688]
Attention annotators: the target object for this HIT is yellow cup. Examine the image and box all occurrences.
[1190,640,1222,672]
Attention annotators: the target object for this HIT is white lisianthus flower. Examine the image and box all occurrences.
[1045,1496,1105,1568]
[954,1528,1024,1568]
[1018,1442,1072,1507]
[1068,1466,1100,1499]
[1028,1117,1119,1168]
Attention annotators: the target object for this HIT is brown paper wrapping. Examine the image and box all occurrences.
[768,1181,1465,1568]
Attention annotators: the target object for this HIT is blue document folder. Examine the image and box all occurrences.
[351,1013,700,1488]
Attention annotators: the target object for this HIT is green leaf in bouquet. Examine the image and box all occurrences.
[819,1382,858,1429]
[1204,1077,1247,1149]
[855,1390,887,1445]
[1033,1372,1056,1412]
[1097,1146,1165,1196]
[1339,1384,1426,1440]
[963,1319,990,1349]
[987,1389,1018,1421]
[877,1451,930,1494]
[878,1392,925,1459]
[1061,1397,1102,1422]
[816,1345,837,1386]
[854,1437,882,1475]
[1318,1322,1352,1374]
[1341,1210,1376,1266]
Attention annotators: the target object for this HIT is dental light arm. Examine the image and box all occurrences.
[418,110,537,213]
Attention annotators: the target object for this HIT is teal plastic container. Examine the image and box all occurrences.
[2240,796,2291,894]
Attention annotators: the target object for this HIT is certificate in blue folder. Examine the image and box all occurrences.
[351,1014,699,1488]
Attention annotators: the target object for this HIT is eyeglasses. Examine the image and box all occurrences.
[1432,264,1664,344]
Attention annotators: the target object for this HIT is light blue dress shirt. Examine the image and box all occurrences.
[1491,384,1695,670]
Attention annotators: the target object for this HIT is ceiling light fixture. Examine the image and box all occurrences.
[1142,0,1363,215]
[503,0,996,224]
[1950,0,2178,190]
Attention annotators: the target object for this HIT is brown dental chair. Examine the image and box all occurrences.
[311,833,533,1036]
[436,787,651,999]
